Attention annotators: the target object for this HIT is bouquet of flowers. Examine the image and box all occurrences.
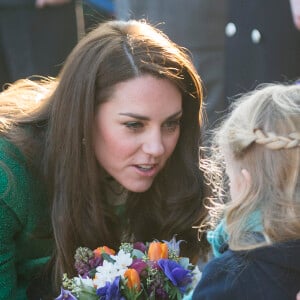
[56,237,201,300]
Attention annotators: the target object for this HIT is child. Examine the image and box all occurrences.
[193,83,300,299]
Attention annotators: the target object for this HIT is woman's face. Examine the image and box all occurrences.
[93,74,182,192]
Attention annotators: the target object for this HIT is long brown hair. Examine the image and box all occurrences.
[0,20,208,290]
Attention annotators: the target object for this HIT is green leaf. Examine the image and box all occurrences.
[77,286,98,300]
[121,283,142,300]
[88,268,97,278]
[75,279,98,300]
[178,257,190,269]
[102,252,116,263]
[132,249,145,259]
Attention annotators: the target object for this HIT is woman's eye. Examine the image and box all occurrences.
[123,121,144,131]
[162,119,181,132]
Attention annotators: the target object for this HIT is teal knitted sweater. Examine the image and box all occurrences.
[0,137,53,299]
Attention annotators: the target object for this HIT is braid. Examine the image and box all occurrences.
[254,129,300,150]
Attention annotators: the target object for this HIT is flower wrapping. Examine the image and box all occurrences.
[56,237,201,300]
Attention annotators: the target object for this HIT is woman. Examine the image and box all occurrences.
[0,20,208,298]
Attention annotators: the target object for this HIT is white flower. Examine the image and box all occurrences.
[92,250,133,288]
[74,276,94,287]
[190,266,202,289]
[94,260,126,288]
[111,249,133,270]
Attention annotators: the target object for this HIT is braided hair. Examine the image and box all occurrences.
[210,83,300,250]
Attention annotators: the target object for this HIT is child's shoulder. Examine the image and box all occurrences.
[193,240,300,300]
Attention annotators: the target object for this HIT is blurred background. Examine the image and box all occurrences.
[0,0,299,132]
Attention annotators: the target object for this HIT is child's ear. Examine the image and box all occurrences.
[241,168,252,186]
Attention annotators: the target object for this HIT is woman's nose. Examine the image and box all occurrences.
[142,130,165,157]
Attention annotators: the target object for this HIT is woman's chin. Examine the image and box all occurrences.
[122,180,154,193]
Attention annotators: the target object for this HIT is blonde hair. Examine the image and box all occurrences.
[214,83,300,250]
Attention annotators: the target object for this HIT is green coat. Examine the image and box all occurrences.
[0,137,53,299]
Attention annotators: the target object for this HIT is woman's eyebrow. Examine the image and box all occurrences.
[119,113,149,120]
[119,110,182,121]
[165,110,183,120]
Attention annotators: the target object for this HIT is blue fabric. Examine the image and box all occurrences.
[206,219,228,258]
[207,211,263,257]
[192,239,300,300]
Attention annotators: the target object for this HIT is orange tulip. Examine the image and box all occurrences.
[148,242,168,261]
[124,268,141,291]
[93,246,115,258]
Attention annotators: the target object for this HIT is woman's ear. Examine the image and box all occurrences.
[241,168,252,187]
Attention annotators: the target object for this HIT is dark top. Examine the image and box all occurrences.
[0,0,37,6]
[225,0,300,99]
[192,239,300,300]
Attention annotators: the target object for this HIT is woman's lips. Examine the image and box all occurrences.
[133,164,159,177]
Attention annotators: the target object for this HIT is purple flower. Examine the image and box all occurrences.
[163,236,184,256]
[55,288,77,300]
[74,247,94,276]
[130,259,148,275]
[148,280,169,299]
[74,260,90,277]
[96,276,124,300]
[133,242,147,253]
[89,256,103,269]
[155,286,169,299]
[157,259,193,294]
